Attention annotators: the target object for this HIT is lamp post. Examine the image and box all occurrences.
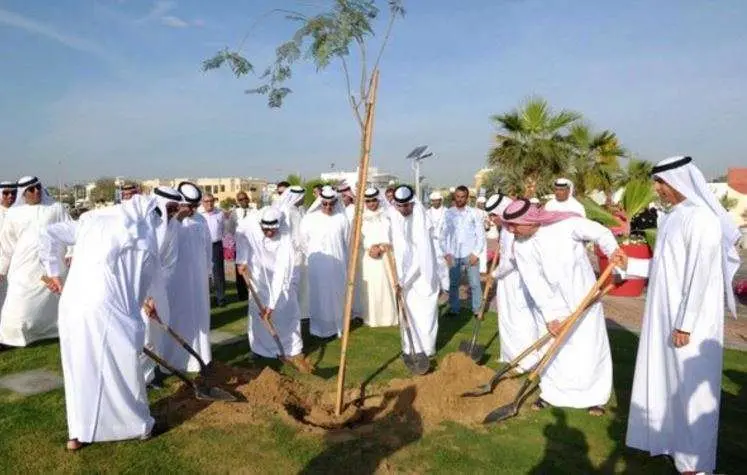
[406,146,434,201]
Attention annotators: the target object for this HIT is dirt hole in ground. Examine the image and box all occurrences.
[154,353,524,437]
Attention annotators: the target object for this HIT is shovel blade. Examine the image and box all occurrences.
[460,384,493,398]
[483,402,518,424]
[195,385,238,402]
[412,353,430,375]
[469,344,485,363]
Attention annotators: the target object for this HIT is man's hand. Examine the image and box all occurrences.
[610,248,629,270]
[378,243,391,253]
[368,245,382,259]
[468,254,479,266]
[44,276,64,294]
[175,208,191,222]
[546,320,562,337]
[237,264,248,277]
[143,297,162,323]
[261,307,274,322]
[672,329,690,348]
[445,254,454,268]
[64,257,73,268]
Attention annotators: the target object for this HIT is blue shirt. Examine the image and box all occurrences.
[439,206,486,259]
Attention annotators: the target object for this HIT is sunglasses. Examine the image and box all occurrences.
[26,184,42,193]
[2,190,16,196]
[321,202,336,208]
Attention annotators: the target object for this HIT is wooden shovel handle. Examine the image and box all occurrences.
[527,264,615,383]
[476,246,501,320]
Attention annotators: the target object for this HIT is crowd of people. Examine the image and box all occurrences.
[0,156,741,474]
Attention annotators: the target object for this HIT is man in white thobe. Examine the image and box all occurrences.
[226,191,258,302]
[39,195,162,450]
[475,196,490,273]
[388,185,439,358]
[485,193,540,372]
[426,191,449,293]
[0,176,70,348]
[360,188,397,327]
[275,185,309,318]
[625,156,742,475]
[300,186,350,338]
[236,208,303,359]
[544,178,586,217]
[338,182,363,318]
[502,199,625,415]
[141,186,182,386]
[162,182,212,372]
[0,181,18,311]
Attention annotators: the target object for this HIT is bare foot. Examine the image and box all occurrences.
[66,439,85,451]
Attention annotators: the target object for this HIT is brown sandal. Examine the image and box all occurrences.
[532,399,550,411]
[588,406,605,416]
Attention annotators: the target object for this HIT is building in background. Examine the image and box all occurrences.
[141,177,268,205]
[320,166,398,190]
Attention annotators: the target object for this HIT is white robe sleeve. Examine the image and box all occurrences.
[39,221,78,277]
[0,213,16,274]
[569,217,619,256]
[675,211,722,333]
[235,227,250,266]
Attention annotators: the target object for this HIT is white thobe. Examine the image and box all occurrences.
[626,203,726,473]
[0,202,69,346]
[285,205,310,319]
[427,206,449,291]
[512,217,617,408]
[0,206,9,309]
[236,225,302,358]
[544,198,586,217]
[141,218,179,383]
[390,214,439,356]
[300,211,349,337]
[163,215,212,372]
[360,209,397,327]
[39,213,156,443]
[492,227,541,372]
[344,203,363,317]
[476,208,489,273]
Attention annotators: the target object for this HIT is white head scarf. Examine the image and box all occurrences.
[485,193,513,217]
[13,176,54,206]
[275,185,305,211]
[429,191,442,201]
[109,194,161,266]
[388,185,437,290]
[307,185,343,215]
[652,156,741,316]
[151,186,181,253]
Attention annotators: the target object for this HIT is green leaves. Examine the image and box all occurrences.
[620,179,655,220]
[203,1,404,109]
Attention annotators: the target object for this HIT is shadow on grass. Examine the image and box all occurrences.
[299,386,422,475]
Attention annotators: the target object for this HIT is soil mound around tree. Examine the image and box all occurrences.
[154,353,524,437]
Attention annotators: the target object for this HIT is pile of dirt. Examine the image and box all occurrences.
[156,353,524,436]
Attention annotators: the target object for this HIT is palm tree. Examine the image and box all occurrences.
[619,158,653,186]
[567,124,626,201]
[488,97,581,196]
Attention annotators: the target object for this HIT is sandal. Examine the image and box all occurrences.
[531,399,550,411]
[587,406,605,416]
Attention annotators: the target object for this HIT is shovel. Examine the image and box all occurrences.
[458,246,500,362]
[142,347,236,402]
[240,270,314,374]
[483,264,615,424]
[384,250,430,375]
[153,320,214,378]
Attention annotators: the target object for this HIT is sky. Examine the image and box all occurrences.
[1,0,746,186]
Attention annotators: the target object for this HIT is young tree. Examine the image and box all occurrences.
[89,178,118,203]
[202,0,406,414]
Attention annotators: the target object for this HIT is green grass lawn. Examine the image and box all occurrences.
[1,287,746,474]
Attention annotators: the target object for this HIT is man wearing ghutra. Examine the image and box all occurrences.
[625,156,742,475]
[485,193,540,373]
[0,181,18,310]
[120,182,139,201]
[162,182,212,372]
[0,176,71,348]
[300,186,350,337]
[39,195,163,450]
[388,185,439,357]
[275,185,309,318]
[236,208,304,359]
[501,198,626,415]
[544,178,586,217]
[360,188,397,327]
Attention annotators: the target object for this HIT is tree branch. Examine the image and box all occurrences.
[369,8,397,86]
[341,57,364,130]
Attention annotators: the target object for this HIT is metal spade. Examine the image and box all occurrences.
[143,347,237,402]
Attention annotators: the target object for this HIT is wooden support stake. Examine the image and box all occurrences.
[334,70,380,415]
